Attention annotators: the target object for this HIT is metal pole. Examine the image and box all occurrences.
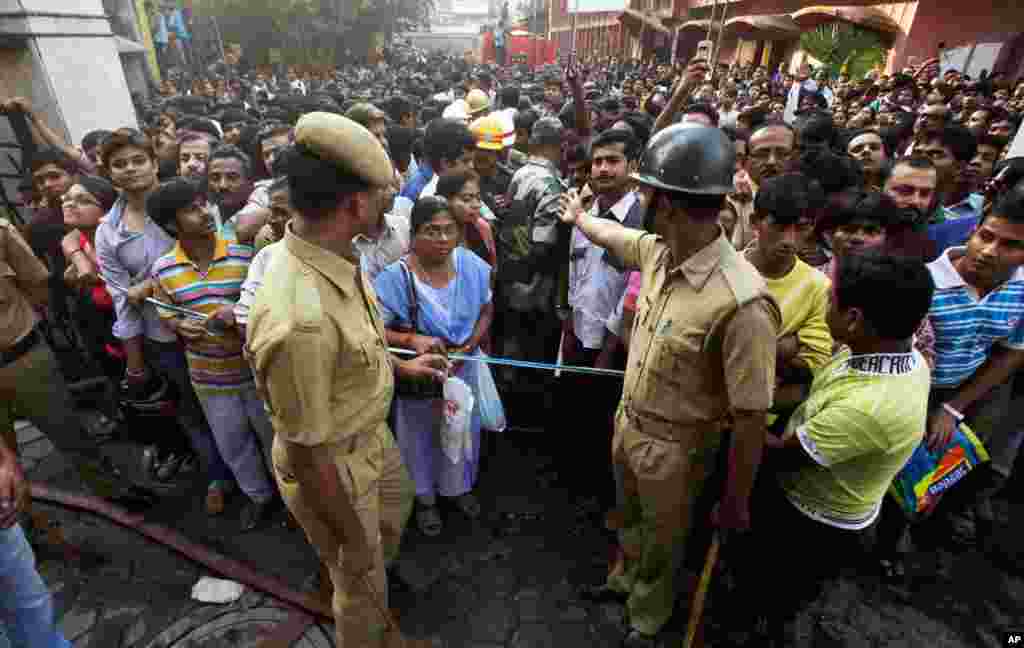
[211,15,228,78]
[710,0,729,82]
[706,0,717,42]
[571,0,578,66]
[533,0,538,68]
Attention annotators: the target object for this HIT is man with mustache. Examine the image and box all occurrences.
[560,125,779,648]
[744,174,833,420]
[917,125,982,224]
[246,113,449,648]
[177,133,215,182]
[882,156,942,262]
[730,121,797,251]
[206,145,255,240]
[561,128,644,506]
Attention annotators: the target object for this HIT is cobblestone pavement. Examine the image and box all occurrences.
[7,417,1024,648]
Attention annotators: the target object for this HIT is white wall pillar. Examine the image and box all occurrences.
[0,0,138,146]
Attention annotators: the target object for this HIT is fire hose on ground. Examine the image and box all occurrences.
[29,482,333,642]
[30,482,436,647]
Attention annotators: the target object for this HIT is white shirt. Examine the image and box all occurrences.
[234,240,281,327]
[568,192,638,349]
[354,209,412,281]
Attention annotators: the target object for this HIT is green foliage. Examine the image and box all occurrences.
[191,0,433,65]
[800,21,886,79]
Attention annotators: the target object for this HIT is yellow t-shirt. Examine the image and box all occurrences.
[778,348,931,529]
[761,256,834,371]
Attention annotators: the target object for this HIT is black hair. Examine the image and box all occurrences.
[845,128,891,158]
[721,125,750,145]
[683,102,719,127]
[750,119,796,144]
[435,169,480,200]
[834,251,935,340]
[385,96,415,123]
[566,142,590,165]
[146,177,204,227]
[419,107,440,124]
[81,130,112,152]
[514,108,539,132]
[410,195,451,236]
[737,106,771,132]
[882,155,937,185]
[422,119,475,168]
[589,128,642,162]
[209,144,252,178]
[891,110,916,133]
[29,148,77,175]
[499,86,521,109]
[921,124,978,163]
[387,126,416,164]
[975,133,1007,153]
[257,122,292,147]
[279,145,369,220]
[620,111,654,146]
[990,183,1024,225]
[177,117,221,141]
[793,148,864,196]
[99,127,155,163]
[753,173,825,225]
[820,189,901,233]
[796,112,836,150]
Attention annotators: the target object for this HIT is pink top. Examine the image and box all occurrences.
[623,271,642,313]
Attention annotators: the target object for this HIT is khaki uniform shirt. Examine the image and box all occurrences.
[607,227,780,440]
[0,219,48,349]
[728,193,757,251]
[246,224,394,448]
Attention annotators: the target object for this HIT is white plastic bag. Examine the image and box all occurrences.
[476,357,507,432]
[441,377,475,464]
[191,576,244,604]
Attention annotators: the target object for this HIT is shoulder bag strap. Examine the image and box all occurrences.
[399,257,419,334]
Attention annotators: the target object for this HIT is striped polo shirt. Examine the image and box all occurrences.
[926,247,1024,388]
[152,235,254,394]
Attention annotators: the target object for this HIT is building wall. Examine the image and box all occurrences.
[895,0,1024,71]
[674,0,1024,75]
[0,45,41,225]
[0,1,138,145]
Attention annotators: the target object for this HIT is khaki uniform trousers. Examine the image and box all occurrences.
[273,424,414,648]
[605,411,721,636]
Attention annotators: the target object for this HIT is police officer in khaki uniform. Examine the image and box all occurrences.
[559,125,781,647]
[0,219,151,509]
[246,113,449,648]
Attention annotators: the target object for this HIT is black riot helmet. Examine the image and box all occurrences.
[632,123,735,195]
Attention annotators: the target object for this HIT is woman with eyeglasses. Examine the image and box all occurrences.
[374,196,494,537]
[60,177,122,378]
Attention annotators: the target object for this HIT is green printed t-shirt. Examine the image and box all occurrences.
[777,348,931,529]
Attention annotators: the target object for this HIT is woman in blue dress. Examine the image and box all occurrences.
[375,196,494,536]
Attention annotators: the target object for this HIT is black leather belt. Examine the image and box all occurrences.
[1,328,40,367]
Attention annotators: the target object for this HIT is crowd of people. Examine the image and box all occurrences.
[2,45,1024,647]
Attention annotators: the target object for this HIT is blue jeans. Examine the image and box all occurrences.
[0,524,70,648]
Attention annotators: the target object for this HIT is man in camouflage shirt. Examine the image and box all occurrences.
[496,117,568,390]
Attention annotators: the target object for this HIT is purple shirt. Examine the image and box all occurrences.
[95,197,177,342]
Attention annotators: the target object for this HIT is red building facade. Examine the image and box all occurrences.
[668,0,1024,78]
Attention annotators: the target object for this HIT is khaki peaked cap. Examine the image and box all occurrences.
[294,111,393,187]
